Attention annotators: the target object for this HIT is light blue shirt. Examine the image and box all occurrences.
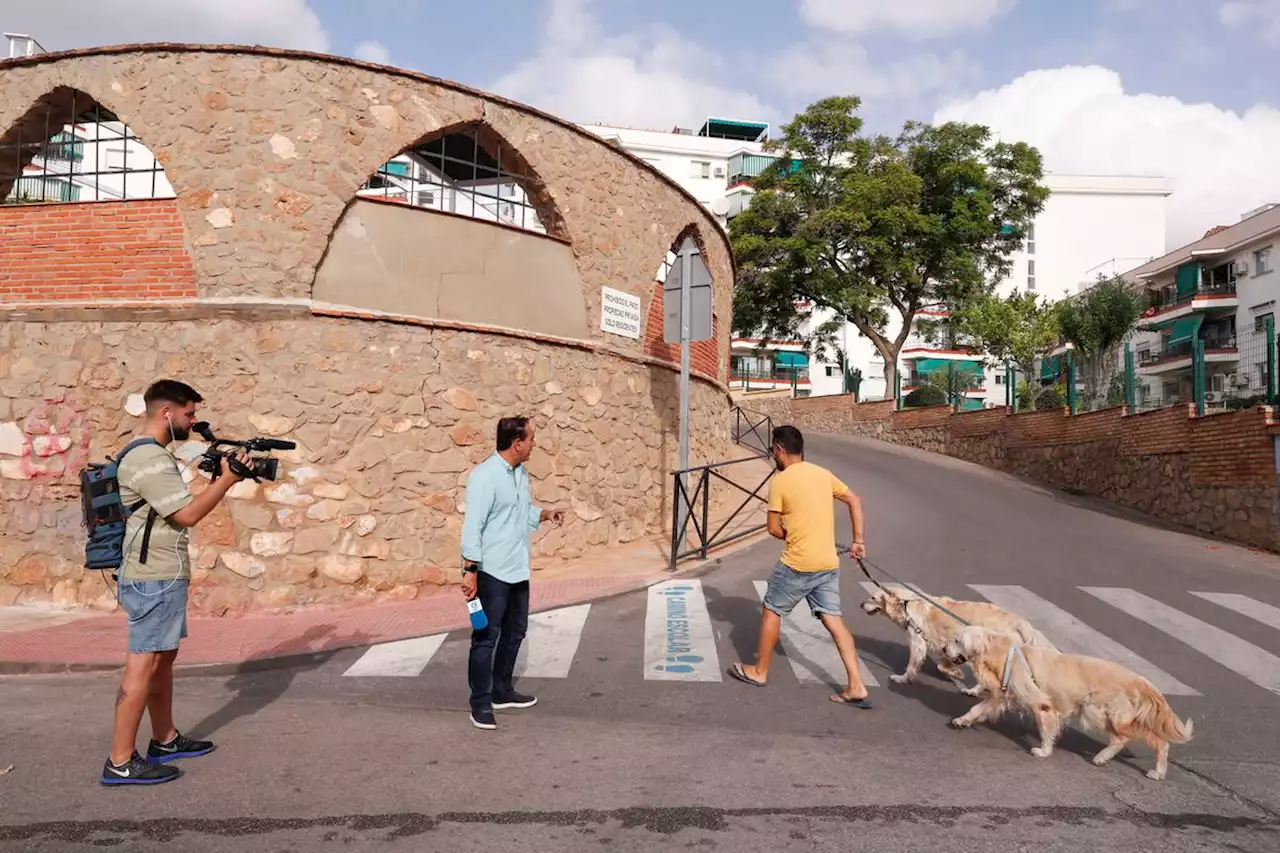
[460,452,543,584]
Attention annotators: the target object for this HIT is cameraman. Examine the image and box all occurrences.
[101,379,248,786]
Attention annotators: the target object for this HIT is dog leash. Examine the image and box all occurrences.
[851,550,1038,686]
[847,550,972,628]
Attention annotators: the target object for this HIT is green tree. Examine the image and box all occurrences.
[1055,274,1143,410]
[921,364,982,408]
[730,95,1050,392]
[955,290,1061,411]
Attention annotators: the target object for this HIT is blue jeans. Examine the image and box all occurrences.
[467,572,529,713]
[118,578,189,654]
[762,560,842,618]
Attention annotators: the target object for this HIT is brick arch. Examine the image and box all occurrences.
[642,223,722,382]
[0,85,196,302]
[338,119,568,243]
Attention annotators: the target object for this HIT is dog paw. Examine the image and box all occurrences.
[889,674,911,685]
[960,686,983,697]
[1031,747,1052,759]
[1146,769,1165,781]
[1092,755,1110,766]
[950,717,971,729]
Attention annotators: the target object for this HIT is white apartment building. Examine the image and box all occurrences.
[1123,203,1280,412]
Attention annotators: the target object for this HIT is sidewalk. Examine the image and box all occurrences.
[0,520,771,676]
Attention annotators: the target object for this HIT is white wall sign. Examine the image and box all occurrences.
[600,286,642,339]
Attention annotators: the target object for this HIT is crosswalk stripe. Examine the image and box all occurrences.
[1190,592,1280,633]
[1082,587,1280,696]
[644,579,720,682]
[752,581,879,687]
[514,604,591,679]
[342,634,448,677]
[969,585,1198,696]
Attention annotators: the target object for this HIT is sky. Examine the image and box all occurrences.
[8,0,1280,249]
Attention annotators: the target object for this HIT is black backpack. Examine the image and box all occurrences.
[80,437,161,576]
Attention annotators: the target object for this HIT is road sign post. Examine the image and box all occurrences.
[663,237,714,554]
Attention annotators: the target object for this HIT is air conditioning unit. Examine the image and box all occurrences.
[1204,390,1223,403]
[1233,373,1251,388]
[713,166,725,177]
[1233,259,1249,276]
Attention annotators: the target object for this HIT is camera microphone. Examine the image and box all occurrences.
[254,438,297,451]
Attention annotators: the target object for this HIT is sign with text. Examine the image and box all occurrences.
[600,286,642,339]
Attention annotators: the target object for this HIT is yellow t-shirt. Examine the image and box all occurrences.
[767,460,850,572]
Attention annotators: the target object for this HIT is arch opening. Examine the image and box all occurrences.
[0,87,175,205]
[355,122,562,238]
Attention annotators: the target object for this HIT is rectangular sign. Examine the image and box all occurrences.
[662,239,714,344]
[600,286,642,339]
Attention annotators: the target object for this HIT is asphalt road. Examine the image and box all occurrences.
[3,433,1280,852]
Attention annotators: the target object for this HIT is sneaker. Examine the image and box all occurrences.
[470,709,497,730]
[101,751,181,786]
[147,731,216,763]
[492,690,537,709]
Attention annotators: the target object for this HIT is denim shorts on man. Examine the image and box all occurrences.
[762,560,842,617]
[118,578,189,654]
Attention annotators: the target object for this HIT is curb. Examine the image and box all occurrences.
[0,529,771,678]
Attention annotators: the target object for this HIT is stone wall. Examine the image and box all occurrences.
[0,313,735,614]
[745,394,1280,553]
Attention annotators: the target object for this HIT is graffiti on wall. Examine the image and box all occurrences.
[0,396,92,480]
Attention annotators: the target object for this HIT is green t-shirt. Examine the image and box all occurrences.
[116,441,194,581]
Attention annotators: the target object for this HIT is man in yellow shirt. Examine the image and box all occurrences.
[728,425,872,708]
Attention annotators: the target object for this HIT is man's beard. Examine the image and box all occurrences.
[169,424,190,442]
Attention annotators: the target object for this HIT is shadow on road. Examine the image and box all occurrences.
[186,624,373,738]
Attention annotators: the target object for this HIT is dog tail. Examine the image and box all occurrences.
[1134,680,1194,743]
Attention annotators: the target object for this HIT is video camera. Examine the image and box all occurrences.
[192,421,297,482]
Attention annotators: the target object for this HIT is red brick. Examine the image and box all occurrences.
[0,199,197,302]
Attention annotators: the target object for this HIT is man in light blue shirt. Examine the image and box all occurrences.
[461,415,563,730]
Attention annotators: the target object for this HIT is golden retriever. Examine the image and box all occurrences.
[942,624,1194,781]
[860,586,1058,696]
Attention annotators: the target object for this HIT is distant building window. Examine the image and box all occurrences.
[825,365,838,377]
[1027,259,1036,291]
[1255,312,1273,332]
[1256,247,1272,275]
[689,160,711,179]
[1025,222,1035,254]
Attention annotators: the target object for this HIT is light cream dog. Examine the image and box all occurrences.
[942,624,1194,781]
[860,586,1058,696]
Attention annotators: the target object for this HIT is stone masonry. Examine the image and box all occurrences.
[0,45,742,613]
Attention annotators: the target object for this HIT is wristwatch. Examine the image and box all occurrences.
[462,561,478,576]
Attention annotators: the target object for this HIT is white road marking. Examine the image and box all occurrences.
[1190,592,1280,633]
[514,604,592,679]
[1082,586,1280,696]
[342,634,448,677]
[753,581,879,687]
[970,585,1198,696]
[644,580,720,682]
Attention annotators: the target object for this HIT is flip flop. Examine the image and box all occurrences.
[727,662,766,687]
[830,693,873,709]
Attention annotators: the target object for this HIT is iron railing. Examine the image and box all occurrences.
[668,406,775,570]
[732,406,774,456]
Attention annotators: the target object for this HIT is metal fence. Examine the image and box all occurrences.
[669,406,775,570]
[1124,314,1276,415]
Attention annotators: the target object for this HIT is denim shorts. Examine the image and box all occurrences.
[118,578,189,654]
[762,560,842,617]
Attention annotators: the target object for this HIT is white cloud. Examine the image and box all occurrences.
[6,0,329,53]
[1219,0,1280,43]
[769,40,980,103]
[797,0,1015,39]
[353,40,391,64]
[933,65,1280,249]
[490,0,773,128]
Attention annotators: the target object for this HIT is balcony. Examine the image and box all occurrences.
[729,360,809,387]
[1142,279,1238,321]
[1137,334,1238,375]
[40,133,84,163]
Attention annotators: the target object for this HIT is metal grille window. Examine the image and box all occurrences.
[356,125,552,235]
[1,91,174,204]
